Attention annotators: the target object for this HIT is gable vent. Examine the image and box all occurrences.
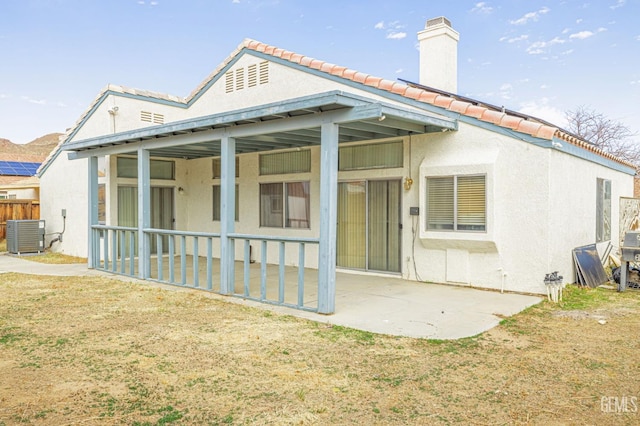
[224,61,269,93]
[225,70,234,93]
[235,67,245,90]
[141,111,165,124]
[259,61,269,84]
[248,64,258,87]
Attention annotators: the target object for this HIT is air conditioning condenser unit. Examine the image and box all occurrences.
[6,220,45,255]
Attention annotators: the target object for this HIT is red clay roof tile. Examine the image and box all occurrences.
[353,72,368,84]
[500,115,523,130]
[299,56,313,67]
[342,69,357,80]
[404,87,424,100]
[328,65,347,77]
[364,76,383,87]
[289,53,303,64]
[449,100,471,114]
[535,125,557,140]
[481,110,505,125]
[417,91,438,103]
[309,59,323,70]
[465,105,486,119]
[390,83,408,96]
[434,95,454,109]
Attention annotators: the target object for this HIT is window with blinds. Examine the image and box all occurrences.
[339,141,403,170]
[212,156,240,179]
[212,185,239,221]
[259,149,311,175]
[426,174,486,232]
[116,157,175,180]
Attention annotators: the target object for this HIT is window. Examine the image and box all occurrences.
[596,178,611,242]
[98,184,106,225]
[116,157,175,180]
[426,175,486,232]
[212,156,240,178]
[212,185,239,221]
[259,150,311,175]
[260,181,310,228]
[339,141,403,171]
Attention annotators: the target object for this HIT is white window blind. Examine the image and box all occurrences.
[339,141,403,170]
[117,157,175,180]
[427,175,486,232]
[259,150,311,175]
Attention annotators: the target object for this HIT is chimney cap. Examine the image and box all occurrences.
[426,16,452,29]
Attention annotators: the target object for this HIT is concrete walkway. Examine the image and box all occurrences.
[0,253,541,340]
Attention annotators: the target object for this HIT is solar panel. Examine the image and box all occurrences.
[0,161,41,176]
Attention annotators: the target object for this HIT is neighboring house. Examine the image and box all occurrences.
[0,159,42,200]
[0,133,61,200]
[38,17,635,314]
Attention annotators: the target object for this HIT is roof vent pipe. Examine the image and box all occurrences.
[417,16,459,94]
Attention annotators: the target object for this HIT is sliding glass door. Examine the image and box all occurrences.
[117,186,174,254]
[337,179,401,273]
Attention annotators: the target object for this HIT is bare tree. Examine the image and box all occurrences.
[565,106,640,166]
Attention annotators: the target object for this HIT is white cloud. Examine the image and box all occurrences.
[519,99,568,128]
[636,35,640,41]
[395,68,403,74]
[576,18,583,24]
[233,0,240,3]
[611,0,626,9]
[570,31,594,40]
[631,80,640,85]
[505,34,529,43]
[471,2,493,14]
[57,102,67,107]
[597,27,607,33]
[386,32,407,40]
[526,37,565,54]
[562,49,574,55]
[499,83,513,100]
[510,7,550,25]
[21,96,46,105]
[376,20,406,39]
[540,84,549,89]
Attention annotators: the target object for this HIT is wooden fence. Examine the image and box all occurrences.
[0,200,40,240]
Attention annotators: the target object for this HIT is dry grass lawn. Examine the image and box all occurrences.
[0,270,638,425]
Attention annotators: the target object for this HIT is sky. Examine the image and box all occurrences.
[1,0,639,144]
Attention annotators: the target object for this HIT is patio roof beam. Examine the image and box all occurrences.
[68,103,386,160]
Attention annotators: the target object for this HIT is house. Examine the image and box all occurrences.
[38,17,635,314]
[0,134,61,200]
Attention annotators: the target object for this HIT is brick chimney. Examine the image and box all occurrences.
[417,17,459,93]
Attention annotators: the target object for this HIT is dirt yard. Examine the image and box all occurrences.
[0,271,639,425]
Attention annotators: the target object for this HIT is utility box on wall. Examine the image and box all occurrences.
[6,220,45,255]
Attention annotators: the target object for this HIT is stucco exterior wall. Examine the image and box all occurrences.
[39,153,89,257]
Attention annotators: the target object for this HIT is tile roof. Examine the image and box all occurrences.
[41,38,635,174]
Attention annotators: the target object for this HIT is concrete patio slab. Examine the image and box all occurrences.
[0,253,542,339]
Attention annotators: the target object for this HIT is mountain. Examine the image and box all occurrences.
[0,133,62,162]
